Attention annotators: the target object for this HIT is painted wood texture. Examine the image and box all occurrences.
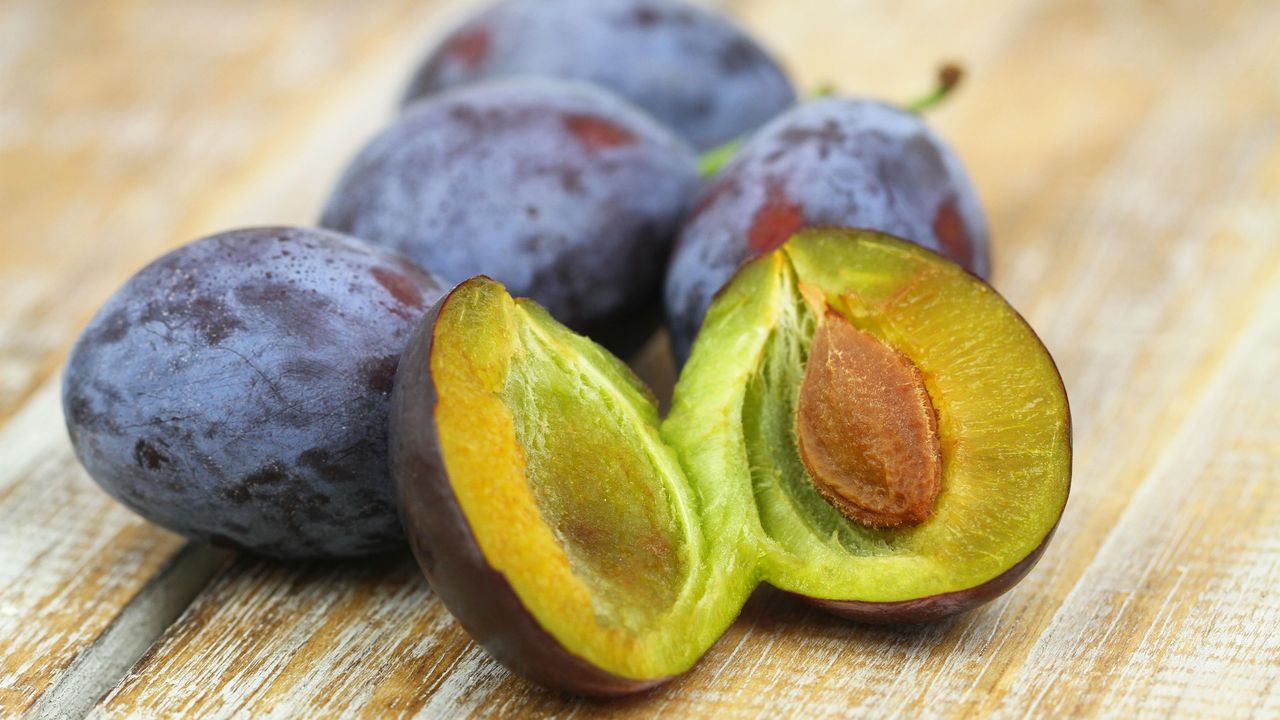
[2,0,1278,717]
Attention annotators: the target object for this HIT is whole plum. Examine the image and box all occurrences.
[62,226,443,558]
[664,97,991,361]
[321,78,699,355]
[403,0,796,151]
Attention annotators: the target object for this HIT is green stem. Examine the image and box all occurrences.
[699,84,839,178]
[905,63,965,113]
[698,138,743,178]
[811,83,838,99]
[699,65,965,178]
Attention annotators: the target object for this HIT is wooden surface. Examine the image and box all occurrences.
[2,0,1278,717]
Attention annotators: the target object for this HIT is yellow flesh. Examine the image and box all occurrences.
[740,232,1071,601]
[429,280,704,679]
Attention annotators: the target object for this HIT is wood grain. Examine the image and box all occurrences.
[2,0,1278,717]
[0,0,476,714]
[0,379,182,717]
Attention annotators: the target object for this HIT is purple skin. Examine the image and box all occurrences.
[62,227,444,558]
[403,0,796,151]
[321,78,700,356]
[390,281,671,696]
[664,98,992,362]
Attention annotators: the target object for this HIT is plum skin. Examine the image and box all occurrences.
[62,226,444,558]
[390,279,671,696]
[664,98,992,362]
[322,78,700,356]
[403,0,796,151]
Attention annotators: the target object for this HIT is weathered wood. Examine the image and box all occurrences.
[1001,268,1280,718]
[94,0,1280,717]
[23,542,231,720]
[4,0,1279,717]
[0,379,186,716]
[0,0,478,714]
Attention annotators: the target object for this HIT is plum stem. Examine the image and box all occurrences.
[811,83,837,99]
[905,63,965,113]
[699,68,963,178]
[699,83,835,177]
[698,138,743,178]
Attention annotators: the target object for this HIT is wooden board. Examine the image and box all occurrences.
[0,0,474,715]
[2,0,1278,717]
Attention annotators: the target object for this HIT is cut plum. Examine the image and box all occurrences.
[389,277,750,695]
[391,229,1071,694]
[667,228,1071,621]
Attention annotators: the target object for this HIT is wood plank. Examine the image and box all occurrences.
[0,0,482,714]
[85,557,455,718]
[22,542,230,720]
[4,0,1277,716]
[1000,261,1280,718]
[0,378,189,716]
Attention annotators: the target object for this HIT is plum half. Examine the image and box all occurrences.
[667,228,1071,622]
[390,276,750,695]
[390,228,1070,694]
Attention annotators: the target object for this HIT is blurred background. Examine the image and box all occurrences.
[6,0,1271,416]
[2,1,1278,717]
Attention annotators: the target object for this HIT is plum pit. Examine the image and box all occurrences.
[795,307,942,529]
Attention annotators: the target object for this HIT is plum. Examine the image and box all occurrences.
[321,78,699,356]
[664,96,991,361]
[402,0,796,151]
[62,226,443,558]
[390,276,731,695]
[670,229,1069,624]
[389,229,1070,694]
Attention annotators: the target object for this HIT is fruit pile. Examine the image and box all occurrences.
[62,0,1071,697]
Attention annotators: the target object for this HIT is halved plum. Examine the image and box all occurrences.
[666,227,1071,622]
[389,277,751,695]
[391,229,1070,694]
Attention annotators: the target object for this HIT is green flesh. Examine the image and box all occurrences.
[667,230,1071,602]
[503,302,689,630]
